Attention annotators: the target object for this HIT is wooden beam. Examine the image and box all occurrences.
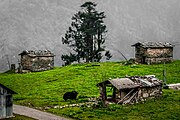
[117,89,134,104]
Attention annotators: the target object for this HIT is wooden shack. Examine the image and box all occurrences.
[97,75,162,105]
[0,83,16,119]
[132,42,174,64]
[19,50,55,72]
[97,78,139,105]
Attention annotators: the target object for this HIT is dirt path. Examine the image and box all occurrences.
[13,104,69,120]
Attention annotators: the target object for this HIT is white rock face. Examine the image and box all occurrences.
[0,0,180,72]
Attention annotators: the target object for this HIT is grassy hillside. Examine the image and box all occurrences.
[0,61,180,120]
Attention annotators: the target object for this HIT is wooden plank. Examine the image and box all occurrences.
[117,89,134,104]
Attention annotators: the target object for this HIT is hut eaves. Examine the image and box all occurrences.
[132,42,174,48]
[109,78,139,90]
[19,50,55,57]
[97,78,139,90]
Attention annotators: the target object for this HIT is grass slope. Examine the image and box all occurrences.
[0,61,180,119]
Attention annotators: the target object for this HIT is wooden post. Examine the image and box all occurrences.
[102,83,107,100]
[163,62,167,85]
[112,87,116,101]
[99,83,107,107]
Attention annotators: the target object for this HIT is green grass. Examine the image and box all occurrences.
[0,60,180,119]
[48,90,180,120]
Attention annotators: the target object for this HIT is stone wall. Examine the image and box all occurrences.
[21,55,33,70]
[135,47,173,64]
[145,57,173,64]
[138,86,162,102]
[135,47,146,63]
[20,55,54,72]
[146,48,173,58]
[31,56,54,72]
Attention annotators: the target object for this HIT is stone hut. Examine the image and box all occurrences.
[0,83,17,119]
[132,42,174,64]
[19,50,55,72]
[97,75,162,105]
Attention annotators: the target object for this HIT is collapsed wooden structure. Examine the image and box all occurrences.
[97,75,162,105]
[19,50,55,72]
[0,83,16,119]
[132,42,174,64]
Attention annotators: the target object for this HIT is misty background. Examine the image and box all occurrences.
[0,0,179,72]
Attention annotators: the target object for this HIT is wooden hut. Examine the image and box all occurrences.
[97,75,162,105]
[0,83,16,119]
[97,78,139,105]
[132,42,174,64]
[19,50,55,72]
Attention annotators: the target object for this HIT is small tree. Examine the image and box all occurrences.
[62,1,112,65]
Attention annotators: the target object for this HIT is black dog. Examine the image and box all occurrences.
[63,91,78,101]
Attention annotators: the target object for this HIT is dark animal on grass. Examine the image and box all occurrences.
[63,91,78,101]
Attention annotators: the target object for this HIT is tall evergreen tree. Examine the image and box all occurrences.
[62,2,112,65]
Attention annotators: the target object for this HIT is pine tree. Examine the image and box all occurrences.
[62,2,112,65]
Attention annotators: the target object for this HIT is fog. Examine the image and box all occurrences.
[0,0,179,72]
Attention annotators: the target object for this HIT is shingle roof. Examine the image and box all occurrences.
[97,75,162,89]
[19,50,55,57]
[97,78,139,90]
[132,42,174,48]
[109,78,139,90]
